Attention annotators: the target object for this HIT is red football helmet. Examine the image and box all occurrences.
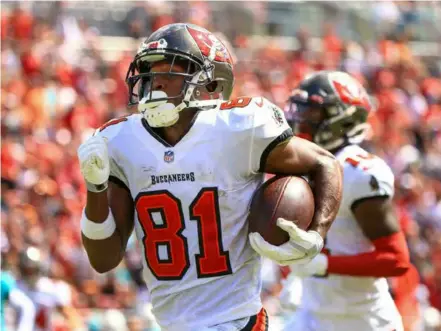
[289,71,373,151]
[126,23,234,127]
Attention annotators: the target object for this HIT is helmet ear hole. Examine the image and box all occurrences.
[342,121,354,130]
[206,81,218,93]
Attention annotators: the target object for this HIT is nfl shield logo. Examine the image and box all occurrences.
[164,150,174,163]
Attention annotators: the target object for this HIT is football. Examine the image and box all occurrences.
[247,175,315,246]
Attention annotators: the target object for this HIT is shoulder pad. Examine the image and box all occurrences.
[216,96,291,175]
[343,152,395,204]
[218,96,288,131]
[94,115,133,141]
[93,114,135,189]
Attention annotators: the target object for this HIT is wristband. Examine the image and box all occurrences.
[86,181,108,193]
[81,208,116,240]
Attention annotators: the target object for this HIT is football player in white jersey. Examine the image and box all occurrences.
[77,23,343,331]
[282,71,411,331]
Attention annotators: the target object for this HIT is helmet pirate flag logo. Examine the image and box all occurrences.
[187,26,233,65]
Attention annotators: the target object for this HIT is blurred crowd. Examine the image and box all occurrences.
[1,2,440,331]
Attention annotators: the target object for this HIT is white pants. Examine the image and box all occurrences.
[284,307,404,331]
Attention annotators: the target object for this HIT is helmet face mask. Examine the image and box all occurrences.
[127,53,212,106]
[292,104,324,142]
[125,23,234,128]
[290,71,372,151]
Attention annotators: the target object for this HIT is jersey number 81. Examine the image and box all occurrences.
[135,188,232,281]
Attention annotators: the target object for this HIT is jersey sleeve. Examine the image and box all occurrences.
[347,157,395,210]
[93,116,130,191]
[248,98,293,174]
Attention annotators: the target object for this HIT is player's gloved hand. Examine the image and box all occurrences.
[77,135,110,192]
[288,253,328,277]
[249,218,324,266]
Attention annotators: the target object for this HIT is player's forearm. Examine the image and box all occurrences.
[308,155,343,238]
[327,232,410,277]
[82,233,125,273]
[85,190,111,222]
[82,191,125,273]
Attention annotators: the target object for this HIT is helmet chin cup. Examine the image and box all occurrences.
[137,71,225,128]
[138,91,180,128]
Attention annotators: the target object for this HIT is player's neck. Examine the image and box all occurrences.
[158,110,199,146]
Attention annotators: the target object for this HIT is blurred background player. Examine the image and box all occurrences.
[283,71,411,331]
[1,267,36,331]
[16,246,82,330]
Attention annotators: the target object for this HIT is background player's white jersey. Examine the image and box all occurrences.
[96,97,292,331]
[17,277,72,331]
[300,144,397,315]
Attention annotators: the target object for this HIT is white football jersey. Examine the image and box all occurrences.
[96,97,292,331]
[300,144,396,314]
[17,277,72,331]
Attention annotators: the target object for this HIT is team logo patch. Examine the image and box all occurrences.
[329,72,372,112]
[271,106,285,127]
[164,150,174,163]
[187,26,232,65]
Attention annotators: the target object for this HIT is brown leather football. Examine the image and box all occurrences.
[248,175,315,246]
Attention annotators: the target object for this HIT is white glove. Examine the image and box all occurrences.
[77,135,110,192]
[289,253,328,277]
[249,218,324,266]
